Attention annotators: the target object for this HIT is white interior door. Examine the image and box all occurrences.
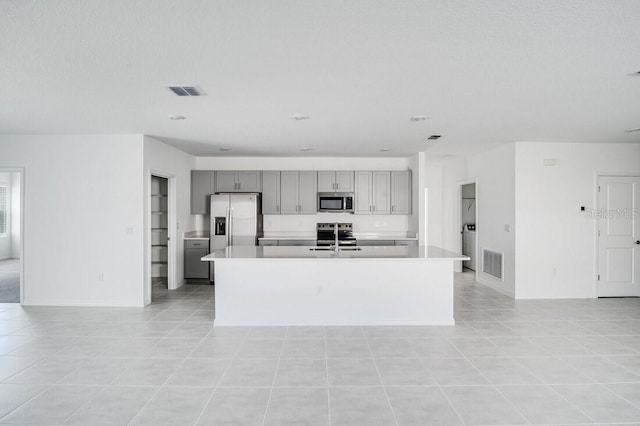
[598,176,640,297]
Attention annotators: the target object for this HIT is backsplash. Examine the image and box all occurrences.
[263,213,411,235]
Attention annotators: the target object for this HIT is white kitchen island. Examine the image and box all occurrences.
[202,245,468,326]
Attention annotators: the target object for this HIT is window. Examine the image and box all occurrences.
[0,186,7,236]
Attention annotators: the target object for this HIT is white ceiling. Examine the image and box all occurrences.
[1,0,639,157]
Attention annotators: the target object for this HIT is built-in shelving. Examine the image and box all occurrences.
[151,176,168,279]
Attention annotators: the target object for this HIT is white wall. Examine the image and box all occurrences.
[408,153,424,243]
[515,142,640,299]
[0,135,145,306]
[467,143,516,296]
[143,136,196,297]
[10,172,21,259]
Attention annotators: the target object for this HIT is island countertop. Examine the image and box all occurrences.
[201,245,468,261]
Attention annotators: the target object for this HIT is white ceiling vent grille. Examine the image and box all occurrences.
[167,85,206,96]
[482,249,503,280]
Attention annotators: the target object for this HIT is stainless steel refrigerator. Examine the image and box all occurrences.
[209,193,263,281]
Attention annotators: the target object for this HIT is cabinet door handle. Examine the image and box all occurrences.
[391,205,394,212]
[276,205,279,212]
[369,205,371,212]
[373,205,376,212]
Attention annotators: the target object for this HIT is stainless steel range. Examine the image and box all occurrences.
[316,223,357,247]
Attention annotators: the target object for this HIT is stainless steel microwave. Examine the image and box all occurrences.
[318,192,354,213]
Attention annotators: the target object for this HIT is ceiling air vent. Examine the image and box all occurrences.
[167,85,206,97]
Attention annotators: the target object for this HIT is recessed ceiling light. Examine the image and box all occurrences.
[426,135,442,140]
[292,115,310,121]
[219,147,231,151]
[380,148,392,152]
[624,128,640,133]
[410,115,429,121]
[300,147,313,151]
[168,114,186,120]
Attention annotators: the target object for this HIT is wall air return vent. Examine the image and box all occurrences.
[167,85,206,96]
[482,249,503,280]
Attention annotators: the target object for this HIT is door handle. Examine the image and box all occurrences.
[636,241,640,245]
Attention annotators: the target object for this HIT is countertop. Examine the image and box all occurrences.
[259,232,418,241]
[183,231,210,240]
[201,245,468,261]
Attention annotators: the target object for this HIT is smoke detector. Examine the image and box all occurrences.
[166,85,206,96]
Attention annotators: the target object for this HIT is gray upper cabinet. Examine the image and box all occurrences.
[317,171,354,192]
[281,171,317,214]
[354,171,390,214]
[391,171,411,215]
[298,171,318,213]
[262,171,281,214]
[215,171,262,192]
[191,170,215,214]
[354,172,372,214]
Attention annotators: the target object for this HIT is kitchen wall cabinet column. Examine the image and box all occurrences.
[280,171,317,214]
[355,171,390,214]
[191,170,215,214]
[391,171,411,215]
[318,171,354,192]
[262,171,281,214]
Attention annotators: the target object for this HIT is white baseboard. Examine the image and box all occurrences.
[22,298,144,308]
[476,276,515,298]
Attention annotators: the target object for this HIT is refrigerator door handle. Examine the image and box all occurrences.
[226,207,231,246]
[229,208,233,246]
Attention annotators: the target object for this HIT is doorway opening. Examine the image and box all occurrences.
[148,173,176,304]
[459,181,477,274]
[0,169,23,304]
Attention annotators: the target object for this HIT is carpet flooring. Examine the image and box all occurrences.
[0,258,20,303]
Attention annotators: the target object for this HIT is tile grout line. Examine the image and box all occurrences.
[259,328,287,426]
[127,308,216,426]
[457,342,532,425]
[192,332,243,426]
[363,332,400,426]
[324,326,331,426]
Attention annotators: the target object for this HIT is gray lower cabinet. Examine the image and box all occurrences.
[259,239,315,246]
[262,171,281,214]
[278,239,315,246]
[357,240,395,246]
[395,240,418,246]
[184,240,209,279]
[191,171,215,214]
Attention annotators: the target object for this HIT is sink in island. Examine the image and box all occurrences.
[202,245,468,326]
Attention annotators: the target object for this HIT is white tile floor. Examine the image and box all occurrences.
[0,271,639,425]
